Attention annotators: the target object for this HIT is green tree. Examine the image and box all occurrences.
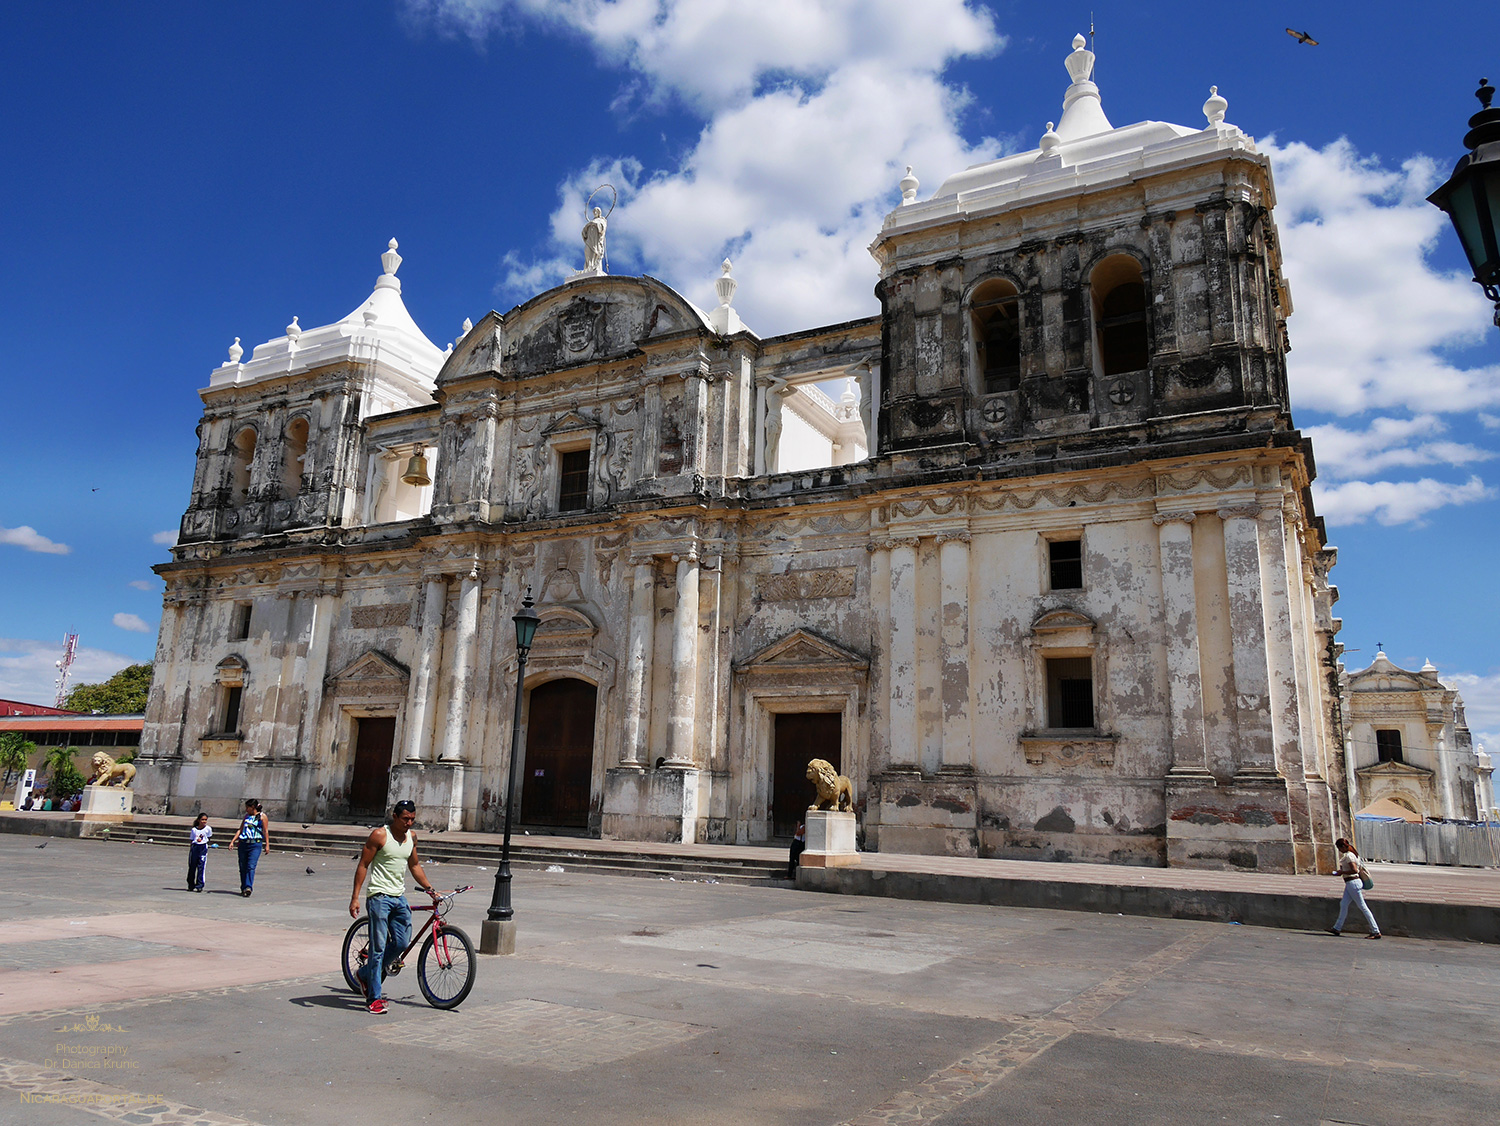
[65,663,152,715]
[41,746,87,801]
[0,732,34,790]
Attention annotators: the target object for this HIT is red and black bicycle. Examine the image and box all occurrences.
[341,885,478,1009]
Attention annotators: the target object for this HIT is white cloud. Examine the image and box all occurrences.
[0,525,71,555]
[128,579,158,591]
[1312,474,1494,527]
[1305,415,1494,480]
[417,0,1005,333]
[1268,137,1500,417]
[112,613,151,634]
[407,0,1000,111]
[151,530,177,545]
[0,638,141,706]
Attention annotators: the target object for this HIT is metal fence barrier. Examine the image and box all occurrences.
[1355,820,1500,868]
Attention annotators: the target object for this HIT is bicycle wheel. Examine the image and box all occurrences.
[417,924,476,1009]
[341,916,370,995]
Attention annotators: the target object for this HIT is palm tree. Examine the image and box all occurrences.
[42,745,77,776]
[0,732,33,790]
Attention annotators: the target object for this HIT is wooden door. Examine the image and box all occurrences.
[520,679,597,828]
[772,712,841,838]
[349,717,395,818]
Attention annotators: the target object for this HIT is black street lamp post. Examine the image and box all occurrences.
[1429,78,1500,326]
[480,590,541,955]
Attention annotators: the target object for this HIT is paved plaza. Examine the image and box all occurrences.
[0,835,1495,1125]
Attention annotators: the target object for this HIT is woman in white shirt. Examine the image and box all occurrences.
[1327,837,1381,939]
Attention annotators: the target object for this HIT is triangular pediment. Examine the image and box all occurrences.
[1032,609,1095,633]
[543,410,602,437]
[328,649,409,685]
[736,628,869,672]
[1355,760,1434,779]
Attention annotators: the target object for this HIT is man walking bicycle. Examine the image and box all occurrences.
[350,799,439,1014]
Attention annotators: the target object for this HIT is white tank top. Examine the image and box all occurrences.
[366,828,414,897]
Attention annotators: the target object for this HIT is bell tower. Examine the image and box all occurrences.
[871,34,1292,463]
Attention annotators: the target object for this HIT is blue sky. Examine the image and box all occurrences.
[2,1,1497,740]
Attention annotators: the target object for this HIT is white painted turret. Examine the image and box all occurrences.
[209,239,444,410]
[1056,34,1112,142]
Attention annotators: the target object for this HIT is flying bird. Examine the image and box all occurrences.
[1286,27,1319,45]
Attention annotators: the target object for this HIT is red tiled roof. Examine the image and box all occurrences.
[0,715,144,733]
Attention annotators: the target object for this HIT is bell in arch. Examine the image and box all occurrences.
[400,445,431,487]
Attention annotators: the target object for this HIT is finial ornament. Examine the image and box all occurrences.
[363,310,378,327]
[227,337,243,364]
[715,258,738,308]
[1065,32,1095,84]
[1040,122,1060,154]
[381,238,402,277]
[460,317,473,337]
[900,165,919,204]
[1203,85,1228,127]
[1479,77,1495,110]
[286,316,302,344]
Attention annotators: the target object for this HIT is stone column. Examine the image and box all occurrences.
[619,558,657,767]
[664,553,700,766]
[1155,512,1207,772]
[439,568,482,762]
[681,365,710,476]
[641,374,665,479]
[1221,506,1275,774]
[937,533,972,771]
[752,377,768,475]
[887,537,920,767]
[297,587,339,761]
[403,575,448,762]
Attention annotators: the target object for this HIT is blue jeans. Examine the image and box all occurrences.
[237,842,263,891]
[1334,878,1380,934]
[362,894,411,1002]
[187,843,208,890]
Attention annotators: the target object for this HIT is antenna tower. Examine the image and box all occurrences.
[54,632,79,709]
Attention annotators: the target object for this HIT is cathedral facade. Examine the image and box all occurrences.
[138,38,1348,872]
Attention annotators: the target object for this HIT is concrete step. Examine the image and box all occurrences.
[96,820,792,887]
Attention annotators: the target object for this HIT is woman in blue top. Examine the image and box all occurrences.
[228,799,271,897]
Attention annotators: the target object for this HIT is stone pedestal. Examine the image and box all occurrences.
[1165,773,1296,873]
[388,761,467,831]
[600,766,701,843]
[800,810,859,868]
[479,919,517,956]
[75,785,134,822]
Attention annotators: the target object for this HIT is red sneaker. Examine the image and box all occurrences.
[367,998,387,1015]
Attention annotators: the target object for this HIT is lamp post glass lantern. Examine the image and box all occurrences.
[1429,78,1500,325]
[486,591,542,927]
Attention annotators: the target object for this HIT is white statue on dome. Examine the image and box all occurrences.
[582,206,607,274]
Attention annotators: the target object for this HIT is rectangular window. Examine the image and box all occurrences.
[1046,657,1094,729]
[221,686,243,734]
[1375,728,1404,764]
[231,603,252,641]
[558,449,591,512]
[1049,539,1083,590]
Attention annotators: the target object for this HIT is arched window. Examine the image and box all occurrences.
[1090,256,1149,376]
[282,417,309,500]
[970,279,1021,394]
[230,428,257,505]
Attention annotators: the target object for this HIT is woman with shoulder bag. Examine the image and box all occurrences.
[228,799,271,897]
[1327,837,1381,939]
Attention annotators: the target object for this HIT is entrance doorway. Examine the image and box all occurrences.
[521,679,597,828]
[349,716,395,818]
[772,712,841,838]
